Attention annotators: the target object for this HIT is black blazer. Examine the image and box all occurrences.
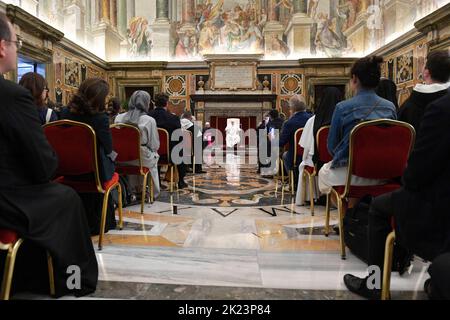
[148,107,182,150]
[0,76,58,188]
[393,91,450,261]
[60,109,115,182]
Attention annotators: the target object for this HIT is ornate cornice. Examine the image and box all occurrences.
[108,61,168,71]
[298,58,357,68]
[414,3,450,34]
[6,4,64,43]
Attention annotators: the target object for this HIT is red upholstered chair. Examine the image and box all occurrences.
[324,119,415,260]
[183,129,195,175]
[43,120,123,251]
[302,126,332,216]
[279,129,304,195]
[158,128,176,193]
[111,123,154,214]
[1,229,55,300]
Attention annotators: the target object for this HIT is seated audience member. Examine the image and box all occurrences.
[107,97,122,124]
[398,50,450,133]
[257,113,270,174]
[60,78,117,235]
[181,111,205,174]
[262,109,284,176]
[375,78,399,110]
[425,252,450,300]
[0,13,97,297]
[279,94,312,187]
[19,72,57,125]
[148,93,188,189]
[115,91,161,199]
[115,91,161,198]
[318,56,397,196]
[344,90,450,300]
[295,87,342,205]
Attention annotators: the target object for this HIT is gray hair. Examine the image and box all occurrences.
[122,91,151,125]
[289,94,306,113]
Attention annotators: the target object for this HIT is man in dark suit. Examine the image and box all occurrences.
[149,93,187,189]
[279,94,312,186]
[344,90,450,300]
[0,13,98,297]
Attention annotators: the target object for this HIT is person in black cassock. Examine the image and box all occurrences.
[149,92,188,189]
[60,78,117,235]
[0,13,98,298]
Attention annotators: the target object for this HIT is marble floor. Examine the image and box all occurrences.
[18,153,431,300]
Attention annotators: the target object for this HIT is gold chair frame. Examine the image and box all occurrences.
[111,123,155,214]
[44,120,124,251]
[324,119,415,260]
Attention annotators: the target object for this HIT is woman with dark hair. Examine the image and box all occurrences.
[318,56,397,197]
[19,72,57,124]
[107,97,122,124]
[376,78,399,110]
[61,78,117,235]
[115,91,161,199]
[296,87,343,205]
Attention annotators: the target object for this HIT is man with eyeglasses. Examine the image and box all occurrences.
[0,13,98,298]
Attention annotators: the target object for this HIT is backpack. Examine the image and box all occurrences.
[112,175,135,208]
[343,195,412,274]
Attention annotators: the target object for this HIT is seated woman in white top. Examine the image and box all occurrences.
[115,91,161,198]
[296,87,342,205]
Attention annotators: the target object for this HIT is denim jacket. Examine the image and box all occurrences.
[328,89,397,168]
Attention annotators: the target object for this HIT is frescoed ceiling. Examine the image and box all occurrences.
[3,0,449,61]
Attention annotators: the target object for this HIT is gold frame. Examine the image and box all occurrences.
[382,231,396,300]
[324,119,415,259]
[210,61,258,91]
[43,120,124,251]
[1,237,55,300]
[111,123,155,214]
[158,128,177,193]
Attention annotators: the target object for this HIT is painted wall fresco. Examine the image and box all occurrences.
[52,47,107,106]
[3,0,449,61]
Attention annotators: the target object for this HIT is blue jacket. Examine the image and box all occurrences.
[328,89,397,168]
[279,111,312,167]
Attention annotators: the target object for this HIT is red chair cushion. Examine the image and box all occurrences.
[158,129,170,159]
[0,229,19,245]
[333,183,401,199]
[305,166,315,175]
[115,165,150,176]
[55,173,120,193]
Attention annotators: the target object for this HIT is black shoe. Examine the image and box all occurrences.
[178,181,188,189]
[343,274,381,300]
[333,225,340,235]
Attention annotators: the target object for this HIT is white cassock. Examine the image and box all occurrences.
[225,120,241,148]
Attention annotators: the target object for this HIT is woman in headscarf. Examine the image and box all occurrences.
[375,78,399,111]
[115,91,161,199]
[296,86,343,206]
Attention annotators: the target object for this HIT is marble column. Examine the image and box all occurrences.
[267,0,278,22]
[126,0,135,24]
[156,0,170,22]
[118,0,127,36]
[264,0,286,56]
[101,0,110,22]
[152,0,173,59]
[284,0,314,55]
[292,0,308,15]
[110,0,118,28]
[63,0,86,42]
[180,0,196,33]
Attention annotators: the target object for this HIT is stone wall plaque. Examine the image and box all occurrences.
[210,62,257,91]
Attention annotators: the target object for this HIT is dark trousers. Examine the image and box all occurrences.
[429,253,450,299]
[368,193,394,273]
